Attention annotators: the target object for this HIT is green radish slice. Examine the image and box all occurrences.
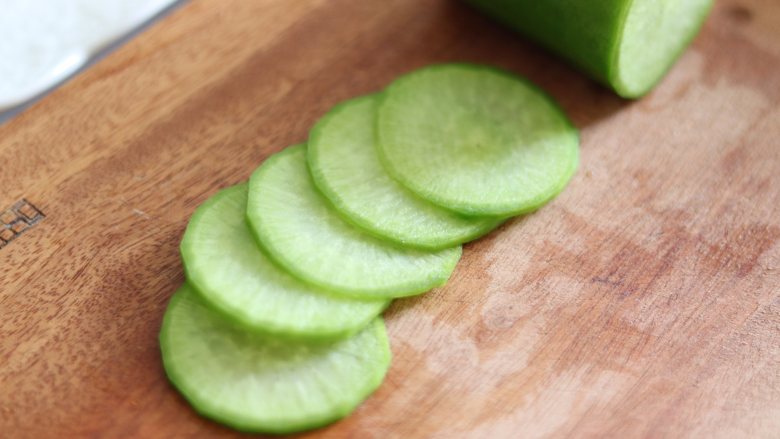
[160,284,391,434]
[465,0,713,98]
[377,64,579,217]
[180,184,388,341]
[308,94,503,250]
[247,145,461,299]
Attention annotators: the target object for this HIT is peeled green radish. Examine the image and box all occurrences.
[465,0,713,98]
[160,285,391,434]
[180,184,388,341]
[247,145,462,299]
[308,94,502,250]
[377,64,579,217]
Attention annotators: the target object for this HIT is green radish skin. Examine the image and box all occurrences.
[377,64,579,217]
[308,94,504,250]
[465,0,714,98]
[160,285,391,434]
[247,145,462,299]
[180,184,388,342]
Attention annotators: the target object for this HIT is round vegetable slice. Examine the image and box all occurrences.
[465,0,713,98]
[160,284,391,434]
[247,145,461,299]
[377,64,579,216]
[180,184,388,341]
[308,94,503,250]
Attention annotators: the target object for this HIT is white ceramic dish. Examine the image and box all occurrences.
[0,0,180,112]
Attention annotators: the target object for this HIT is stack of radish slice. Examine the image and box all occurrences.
[159,64,579,434]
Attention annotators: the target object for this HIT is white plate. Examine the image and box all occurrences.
[0,0,180,111]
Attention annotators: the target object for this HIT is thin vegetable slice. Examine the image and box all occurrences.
[247,145,461,299]
[160,285,391,434]
[377,64,579,216]
[308,94,503,250]
[180,184,388,341]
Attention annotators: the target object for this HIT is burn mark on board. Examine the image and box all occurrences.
[0,199,45,250]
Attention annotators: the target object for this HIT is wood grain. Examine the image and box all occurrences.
[1,0,778,437]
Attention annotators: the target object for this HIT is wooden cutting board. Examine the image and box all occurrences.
[1,0,778,437]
